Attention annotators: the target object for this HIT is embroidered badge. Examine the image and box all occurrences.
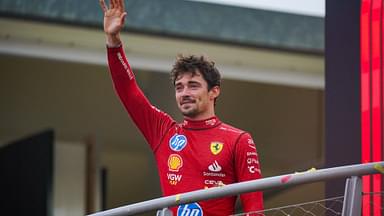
[168,154,183,172]
[210,142,223,155]
[169,134,187,151]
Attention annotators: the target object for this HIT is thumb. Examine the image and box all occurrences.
[120,12,127,25]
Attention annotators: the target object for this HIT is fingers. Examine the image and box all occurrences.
[101,0,125,12]
[110,0,116,9]
[113,0,125,11]
[120,0,125,11]
[99,0,108,13]
[116,0,125,11]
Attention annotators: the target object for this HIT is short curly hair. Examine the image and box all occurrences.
[170,54,221,90]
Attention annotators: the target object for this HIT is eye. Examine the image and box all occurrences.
[189,83,200,89]
[175,85,183,92]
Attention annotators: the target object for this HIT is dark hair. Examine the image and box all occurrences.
[170,54,221,90]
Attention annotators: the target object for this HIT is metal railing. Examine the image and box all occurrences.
[232,196,345,216]
[89,161,384,216]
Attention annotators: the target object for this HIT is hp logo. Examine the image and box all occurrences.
[177,203,203,216]
[169,134,187,151]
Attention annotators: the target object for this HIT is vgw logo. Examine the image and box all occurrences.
[167,173,182,185]
[169,134,187,151]
[177,203,203,216]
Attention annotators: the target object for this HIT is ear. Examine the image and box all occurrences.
[209,86,220,101]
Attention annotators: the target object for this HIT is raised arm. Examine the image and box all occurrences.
[99,0,127,47]
[98,0,175,150]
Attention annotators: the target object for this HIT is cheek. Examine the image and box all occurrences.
[196,93,208,103]
[175,94,180,103]
[175,91,182,99]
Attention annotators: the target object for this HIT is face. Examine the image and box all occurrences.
[174,71,219,119]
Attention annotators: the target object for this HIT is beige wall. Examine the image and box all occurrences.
[101,151,160,208]
[218,80,324,174]
[0,51,324,211]
[54,142,86,216]
[217,80,325,207]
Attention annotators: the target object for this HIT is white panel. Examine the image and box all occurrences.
[0,40,324,89]
[54,142,86,216]
[188,0,325,17]
[0,18,324,89]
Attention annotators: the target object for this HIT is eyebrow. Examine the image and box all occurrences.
[175,80,202,86]
[188,81,201,85]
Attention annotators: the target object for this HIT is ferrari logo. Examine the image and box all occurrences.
[210,142,223,155]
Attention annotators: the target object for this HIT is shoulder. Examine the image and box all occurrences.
[217,122,253,145]
[218,122,256,144]
[217,122,247,135]
[216,123,257,156]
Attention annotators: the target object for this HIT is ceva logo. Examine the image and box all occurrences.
[177,202,203,216]
[169,134,187,151]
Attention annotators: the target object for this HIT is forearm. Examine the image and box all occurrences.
[241,191,264,213]
[107,45,134,80]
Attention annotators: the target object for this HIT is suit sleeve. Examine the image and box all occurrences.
[234,133,264,213]
[107,45,175,150]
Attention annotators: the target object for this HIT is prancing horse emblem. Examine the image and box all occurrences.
[210,142,223,155]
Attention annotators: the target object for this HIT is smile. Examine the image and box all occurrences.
[180,100,195,105]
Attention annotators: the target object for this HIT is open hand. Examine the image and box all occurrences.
[99,0,127,36]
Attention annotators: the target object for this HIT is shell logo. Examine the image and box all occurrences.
[168,154,183,172]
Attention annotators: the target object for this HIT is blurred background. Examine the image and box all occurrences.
[0,0,325,215]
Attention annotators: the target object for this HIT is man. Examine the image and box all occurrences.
[99,0,263,215]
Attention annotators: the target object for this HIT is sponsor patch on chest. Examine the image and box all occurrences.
[168,154,183,172]
[210,142,223,155]
[167,173,182,185]
[169,134,188,151]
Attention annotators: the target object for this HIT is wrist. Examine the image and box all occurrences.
[106,33,122,48]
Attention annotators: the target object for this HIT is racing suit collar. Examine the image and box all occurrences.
[182,116,221,130]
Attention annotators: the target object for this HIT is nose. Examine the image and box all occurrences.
[179,87,191,96]
[178,89,193,102]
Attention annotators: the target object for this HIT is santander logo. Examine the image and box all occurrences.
[208,160,222,172]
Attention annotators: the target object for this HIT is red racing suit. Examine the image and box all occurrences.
[107,45,264,215]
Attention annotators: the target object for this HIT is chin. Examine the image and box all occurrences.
[181,109,198,118]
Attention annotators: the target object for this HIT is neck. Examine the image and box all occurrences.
[182,116,221,129]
